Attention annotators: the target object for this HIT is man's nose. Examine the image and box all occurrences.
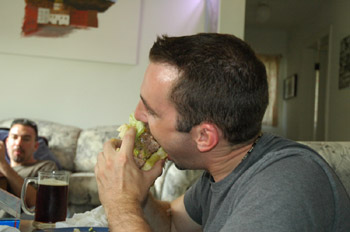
[14,138,23,145]
[134,100,147,123]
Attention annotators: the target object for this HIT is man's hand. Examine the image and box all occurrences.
[0,141,6,162]
[94,127,165,230]
[0,141,6,177]
[0,141,36,206]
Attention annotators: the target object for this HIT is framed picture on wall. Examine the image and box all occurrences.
[339,35,350,89]
[283,74,298,100]
[0,0,141,65]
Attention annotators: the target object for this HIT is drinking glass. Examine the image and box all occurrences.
[21,170,70,229]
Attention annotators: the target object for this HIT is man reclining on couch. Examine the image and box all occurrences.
[0,118,58,209]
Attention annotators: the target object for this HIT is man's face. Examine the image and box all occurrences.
[6,124,38,165]
[134,62,200,170]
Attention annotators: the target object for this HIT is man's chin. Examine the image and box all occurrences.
[174,163,188,171]
[168,155,189,170]
[13,156,24,163]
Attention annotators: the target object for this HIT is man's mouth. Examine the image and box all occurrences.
[14,149,23,155]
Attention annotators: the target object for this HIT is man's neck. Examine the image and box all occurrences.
[11,158,37,167]
[207,134,262,182]
[207,143,253,182]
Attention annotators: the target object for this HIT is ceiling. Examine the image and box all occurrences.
[245,0,326,31]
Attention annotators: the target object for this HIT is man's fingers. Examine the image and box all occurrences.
[0,141,6,158]
[0,141,4,151]
[110,138,122,148]
[101,127,138,170]
[145,159,165,185]
[103,138,122,156]
[101,139,122,161]
[95,152,104,175]
[119,127,136,158]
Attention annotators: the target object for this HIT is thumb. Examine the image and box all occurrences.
[144,159,165,185]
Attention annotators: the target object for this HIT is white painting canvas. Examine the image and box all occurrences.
[0,0,141,64]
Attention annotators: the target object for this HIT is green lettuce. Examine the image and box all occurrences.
[117,113,167,171]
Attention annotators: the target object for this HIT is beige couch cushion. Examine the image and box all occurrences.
[299,141,350,196]
[37,120,81,171]
[75,125,119,172]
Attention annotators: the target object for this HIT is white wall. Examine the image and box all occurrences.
[0,0,245,128]
[245,0,350,141]
[327,1,350,140]
[245,28,288,138]
[218,0,245,38]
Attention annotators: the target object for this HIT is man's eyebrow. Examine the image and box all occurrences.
[140,95,157,116]
[9,133,32,139]
[22,135,32,138]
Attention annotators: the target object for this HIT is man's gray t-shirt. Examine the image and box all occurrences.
[184,133,350,231]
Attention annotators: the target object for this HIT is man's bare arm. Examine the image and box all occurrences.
[104,194,152,232]
[143,194,171,231]
[95,129,163,232]
[95,129,202,232]
[0,141,36,207]
[143,194,202,232]
[0,163,37,207]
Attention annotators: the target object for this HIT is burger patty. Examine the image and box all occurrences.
[135,131,160,157]
[117,114,167,170]
[133,130,160,168]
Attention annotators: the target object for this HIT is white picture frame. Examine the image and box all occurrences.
[283,74,298,100]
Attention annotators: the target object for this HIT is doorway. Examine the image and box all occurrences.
[309,34,329,141]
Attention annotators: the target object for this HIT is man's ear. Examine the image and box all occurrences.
[191,123,219,152]
[5,137,9,146]
[34,140,39,151]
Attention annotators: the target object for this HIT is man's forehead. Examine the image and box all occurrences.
[140,62,179,111]
[9,124,35,136]
[146,62,179,82]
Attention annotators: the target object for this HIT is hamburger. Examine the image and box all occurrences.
[117,114,167,171]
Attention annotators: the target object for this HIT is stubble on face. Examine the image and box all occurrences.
[6,125,37,165]
[7,138,26,163]
[11,147,25,162]
[139,63,193,170]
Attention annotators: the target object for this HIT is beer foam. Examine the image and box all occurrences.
[40,178,68,186]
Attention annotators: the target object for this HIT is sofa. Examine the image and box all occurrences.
[0,118,119,215]
[0,118,349,216]
[154,141,350,201]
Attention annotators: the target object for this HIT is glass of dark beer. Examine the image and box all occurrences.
[21,170,70,229]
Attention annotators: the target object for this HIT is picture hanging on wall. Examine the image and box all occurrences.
[339,35,350,89]
[283,74,298,100]
[0,0,141,64]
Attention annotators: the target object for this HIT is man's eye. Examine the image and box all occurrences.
[9,135,17,140]
[147,109,156,116]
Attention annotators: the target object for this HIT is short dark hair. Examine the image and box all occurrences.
[11,118,38,140]
[149,33,268,145]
